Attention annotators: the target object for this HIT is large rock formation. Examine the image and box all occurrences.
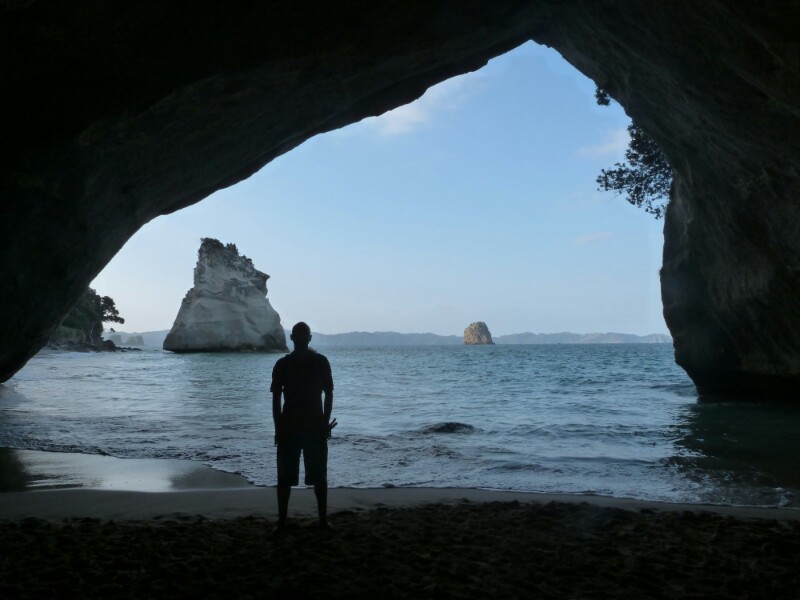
[464,322,495,345]
[2,2,800,398]
[163,239,287,353]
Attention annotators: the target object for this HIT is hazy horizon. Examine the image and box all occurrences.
[108,326,671,338]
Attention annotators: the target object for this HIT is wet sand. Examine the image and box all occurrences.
[2,450,800,598]
[0,448,252,493]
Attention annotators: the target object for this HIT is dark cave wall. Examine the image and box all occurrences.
[535,2,800,396]
[3,1,800,398]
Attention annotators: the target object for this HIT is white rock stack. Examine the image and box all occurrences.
[163,238,288,353]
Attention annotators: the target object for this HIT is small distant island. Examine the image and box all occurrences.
[106,334,144,347]
[464,322,495,345]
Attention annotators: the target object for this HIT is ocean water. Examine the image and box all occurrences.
[1,344,799,507]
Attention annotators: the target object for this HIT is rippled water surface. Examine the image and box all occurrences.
[2,344,799,507]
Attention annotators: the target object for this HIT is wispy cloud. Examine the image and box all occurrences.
[575,231,614,245]
[371,102,430,136]
[578,128,629,157]
[366,72,483,137]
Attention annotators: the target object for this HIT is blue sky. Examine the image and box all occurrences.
[93,41,668,337]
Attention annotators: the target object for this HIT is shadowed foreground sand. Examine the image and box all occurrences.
[2,497,800,599]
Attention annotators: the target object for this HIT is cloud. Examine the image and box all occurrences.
[578,128,629,157]
[371,103,430,136]
[575,231,614,245]
[366,72,483,136]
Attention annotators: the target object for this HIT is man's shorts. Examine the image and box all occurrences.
[277,431,328,486]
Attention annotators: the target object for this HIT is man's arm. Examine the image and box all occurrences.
[323,387,335,438]
[272,390,282,444]
[271,360,283,445]
[322,356,334,434]
[323,387,333,424]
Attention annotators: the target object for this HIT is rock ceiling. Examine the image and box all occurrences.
[2,1,799,397]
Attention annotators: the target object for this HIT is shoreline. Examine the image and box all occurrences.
[2,485,800,523]
[2,447,800,522]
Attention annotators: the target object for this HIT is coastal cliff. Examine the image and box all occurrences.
[163,239,287,353]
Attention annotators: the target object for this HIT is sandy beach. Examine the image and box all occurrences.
[2,450,800,599]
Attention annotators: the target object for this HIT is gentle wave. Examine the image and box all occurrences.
[2,345,800,507]
[419,422,478,434]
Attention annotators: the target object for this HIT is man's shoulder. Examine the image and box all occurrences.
[276,350,326,363]
[275,349,329,368]
[273,353,291,369]
[302,348,328,361]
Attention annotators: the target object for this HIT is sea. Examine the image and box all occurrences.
[1,344,799,508]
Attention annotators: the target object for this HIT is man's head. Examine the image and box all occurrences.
[290,321,312,350]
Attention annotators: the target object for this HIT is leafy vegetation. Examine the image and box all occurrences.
[201,238,240,256]
[59,288,125,345]
[201,237,251,264]
[595,88,673,219]
[202,237,225,251]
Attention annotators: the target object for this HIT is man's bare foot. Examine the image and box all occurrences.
[319,521,335,533]
[273,521,287,536]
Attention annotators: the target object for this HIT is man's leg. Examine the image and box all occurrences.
[276,437,301,532]
[314,481,329,528]
[304,434,331,529]
[277,483,291,529]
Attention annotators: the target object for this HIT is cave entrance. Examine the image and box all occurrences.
[93,41,666,343]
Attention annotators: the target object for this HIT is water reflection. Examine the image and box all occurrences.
[0,449,253,492]
[670,399,800,506]
[0,447,31,491]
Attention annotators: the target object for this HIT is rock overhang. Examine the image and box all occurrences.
[2,1,800,398]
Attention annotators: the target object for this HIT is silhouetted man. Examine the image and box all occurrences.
[271,321,335,531]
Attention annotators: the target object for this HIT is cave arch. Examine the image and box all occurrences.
[3,2,800,397]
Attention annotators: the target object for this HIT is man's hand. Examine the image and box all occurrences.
[327,418,338,439]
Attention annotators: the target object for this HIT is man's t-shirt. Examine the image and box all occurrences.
[271,350,333,435]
